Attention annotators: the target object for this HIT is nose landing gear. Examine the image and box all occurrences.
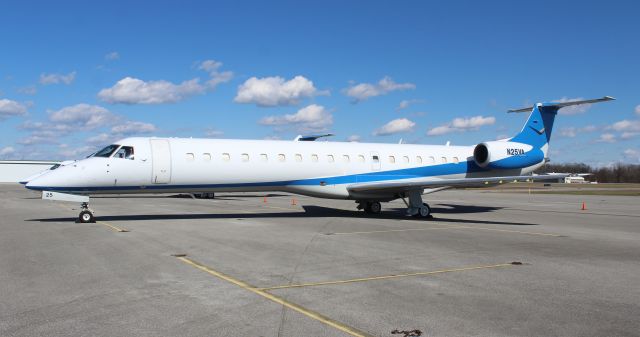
[78,202,95,223]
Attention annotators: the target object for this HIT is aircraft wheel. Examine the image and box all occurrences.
[79,210,95,223]
[418,203,431,218]
[369,201,382,214]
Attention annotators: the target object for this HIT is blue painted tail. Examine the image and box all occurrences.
[508,96,615,154]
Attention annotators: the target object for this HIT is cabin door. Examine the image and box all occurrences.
[150,139,171,184]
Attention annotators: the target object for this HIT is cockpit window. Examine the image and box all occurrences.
[49,164,61,170]
[113,146,134,160]
[93,144,120,158]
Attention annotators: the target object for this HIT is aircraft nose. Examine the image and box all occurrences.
[25,178,44,191]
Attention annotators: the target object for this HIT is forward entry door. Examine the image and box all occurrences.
[150,139,171,184]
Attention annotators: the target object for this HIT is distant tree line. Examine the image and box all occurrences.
[535,163,640,183]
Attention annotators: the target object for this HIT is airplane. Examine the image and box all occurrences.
[24,96,614,223]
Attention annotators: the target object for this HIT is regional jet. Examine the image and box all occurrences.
[25,97,614,223]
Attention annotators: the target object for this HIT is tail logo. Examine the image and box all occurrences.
[529,126,545,135]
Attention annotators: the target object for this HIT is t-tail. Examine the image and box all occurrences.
[472,96,614,171]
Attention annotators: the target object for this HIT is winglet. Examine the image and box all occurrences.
[508,96,615,113]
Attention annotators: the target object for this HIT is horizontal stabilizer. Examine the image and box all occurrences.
[508,96,615,113]
[293,134,334,141]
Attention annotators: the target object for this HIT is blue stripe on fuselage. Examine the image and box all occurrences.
[26,159,488,192]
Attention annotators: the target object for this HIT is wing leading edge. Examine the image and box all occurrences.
[347,174,569,194]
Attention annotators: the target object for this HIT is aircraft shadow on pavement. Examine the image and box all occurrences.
[28,205,539,226]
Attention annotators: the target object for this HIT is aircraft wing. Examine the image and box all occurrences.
[347,174,568,194]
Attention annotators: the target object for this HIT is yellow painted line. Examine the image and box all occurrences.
[177,256,373,337]
[97,220,129,233]
[329,224,562,237]
[258,263,516,291]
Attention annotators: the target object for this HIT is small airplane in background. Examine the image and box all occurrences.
[24,96,614,223]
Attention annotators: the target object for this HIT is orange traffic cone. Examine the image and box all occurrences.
[291,198,297,206]
[263,196,267,203]
[581,202,586,211]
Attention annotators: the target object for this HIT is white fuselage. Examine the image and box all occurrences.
[26,137,541,200]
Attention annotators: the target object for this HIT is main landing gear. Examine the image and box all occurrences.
[403,190,432,218]
[78,202,95,223]
[357,201,382,214]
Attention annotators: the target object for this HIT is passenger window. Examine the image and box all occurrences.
[327,155,335,163]
[260,154,268,162]
[295,154,302,162]
[203,153,211,161]
[114,146,134,160]
[185,153,195,161]
[372,155,379,163]
[343,155,350,163]
[241,153,249,162]
[358,155,365,163]
[311,154,319,162]
[222,153,230,161]
[403,156,409,164]
[441,157,447,163]
[278,154,285,162]
[453,156,459,163]
[389,156,396,163]
[416,156,423,164]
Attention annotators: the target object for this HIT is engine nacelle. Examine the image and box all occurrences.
[473,141,544,169]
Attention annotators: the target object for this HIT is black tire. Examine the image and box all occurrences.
[419,203,431,218]
[369,201,382,214]
[79,210,95,223]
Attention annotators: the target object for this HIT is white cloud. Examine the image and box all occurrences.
[17,135,57,145]
[427,116,496,136]
[17,85,37,95]
[49,104,114,129]
[58,145,97,159]
[347,135,361,142]
[198,59,233,89]
[39,71,76,85]
[204,128,224,138]
[607,119,640,132]
[259,104,332,131]
[86,133,113,145]
[559,125,598,138]
[373,118,416,136]
[624,148,640,162]
[105,51,120,60]
[98,77,205,104]
[111,121,157,135]
[235,75,324,107]
[635,105,640,116]
[596,133,616,143]
[621,132,639,140]
[396,99,422,111]
[0,146,15,157]
[343,77,415,103]
[0,99,28,119]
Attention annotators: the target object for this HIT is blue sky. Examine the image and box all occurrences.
[1,0,639,165]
